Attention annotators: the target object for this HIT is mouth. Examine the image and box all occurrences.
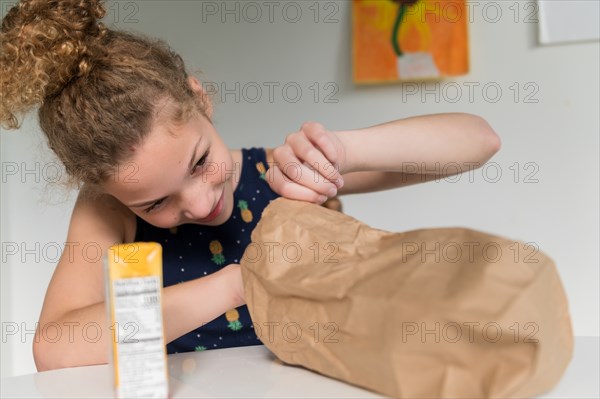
[197,190,224,223]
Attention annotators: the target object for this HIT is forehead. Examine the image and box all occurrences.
[105,118,203,201]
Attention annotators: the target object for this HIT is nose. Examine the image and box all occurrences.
[180,186,213,221]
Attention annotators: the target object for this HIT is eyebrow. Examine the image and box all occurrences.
[127,136,203,208]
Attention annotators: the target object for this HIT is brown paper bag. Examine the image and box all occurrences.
[240,198,573,398]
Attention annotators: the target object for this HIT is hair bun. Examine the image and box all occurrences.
[1,0,107,129]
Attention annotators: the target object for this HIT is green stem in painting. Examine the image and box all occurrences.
[391,4,407,57]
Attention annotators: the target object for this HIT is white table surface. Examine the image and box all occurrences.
[2,336,598,398]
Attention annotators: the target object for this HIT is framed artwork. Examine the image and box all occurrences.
[538,0,600,45]
[352,0,469,84]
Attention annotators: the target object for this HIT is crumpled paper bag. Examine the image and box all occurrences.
[240,198,573,398]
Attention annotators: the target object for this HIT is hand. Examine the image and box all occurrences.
[267,122,346,204]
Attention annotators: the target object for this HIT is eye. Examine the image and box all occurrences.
[191,149,210,175]
[144,198,166,214]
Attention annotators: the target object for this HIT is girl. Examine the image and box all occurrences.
[0,0,500,371]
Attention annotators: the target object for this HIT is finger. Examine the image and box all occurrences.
[266,164,328,204]
[273,145,338,197]
[287,133,343,188]
[298,125,344,187]
[304,127,340,170]
[314,139,344,188]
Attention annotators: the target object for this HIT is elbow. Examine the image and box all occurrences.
[484,126,502,161]
[33,333,55,372]
[486,121,502,155]
[470,115,501,164]
[32,332,79,372]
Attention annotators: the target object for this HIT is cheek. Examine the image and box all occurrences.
[210,150,234,184]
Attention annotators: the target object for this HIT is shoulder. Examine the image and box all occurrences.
[36,187,137,326]
[73,186,137,243]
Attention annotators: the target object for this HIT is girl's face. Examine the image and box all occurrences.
[103,113,238,229]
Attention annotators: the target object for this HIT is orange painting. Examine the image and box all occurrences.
[353,0,469,84]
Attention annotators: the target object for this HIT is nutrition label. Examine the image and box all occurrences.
[112,276,168,398]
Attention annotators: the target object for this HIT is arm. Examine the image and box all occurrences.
[335,113,501,194]
[266,113,500,200]
[34,191,244,371]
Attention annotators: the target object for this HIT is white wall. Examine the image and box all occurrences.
[1,0,598,378]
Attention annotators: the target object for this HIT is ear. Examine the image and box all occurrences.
[188,76,202,91]
[188,76,213,119]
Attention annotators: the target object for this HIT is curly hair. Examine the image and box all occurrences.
[1,0,211,187]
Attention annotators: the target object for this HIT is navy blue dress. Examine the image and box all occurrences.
[134,147,280,353]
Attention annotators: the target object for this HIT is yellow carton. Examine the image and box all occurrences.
[105,242,169,398]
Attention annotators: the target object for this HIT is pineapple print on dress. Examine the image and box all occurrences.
[225,308,243,331]
[237,200,253,223]
[255,162,267,180]
[209,240,226,265]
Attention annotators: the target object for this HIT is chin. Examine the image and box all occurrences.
[212,208,232,226]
